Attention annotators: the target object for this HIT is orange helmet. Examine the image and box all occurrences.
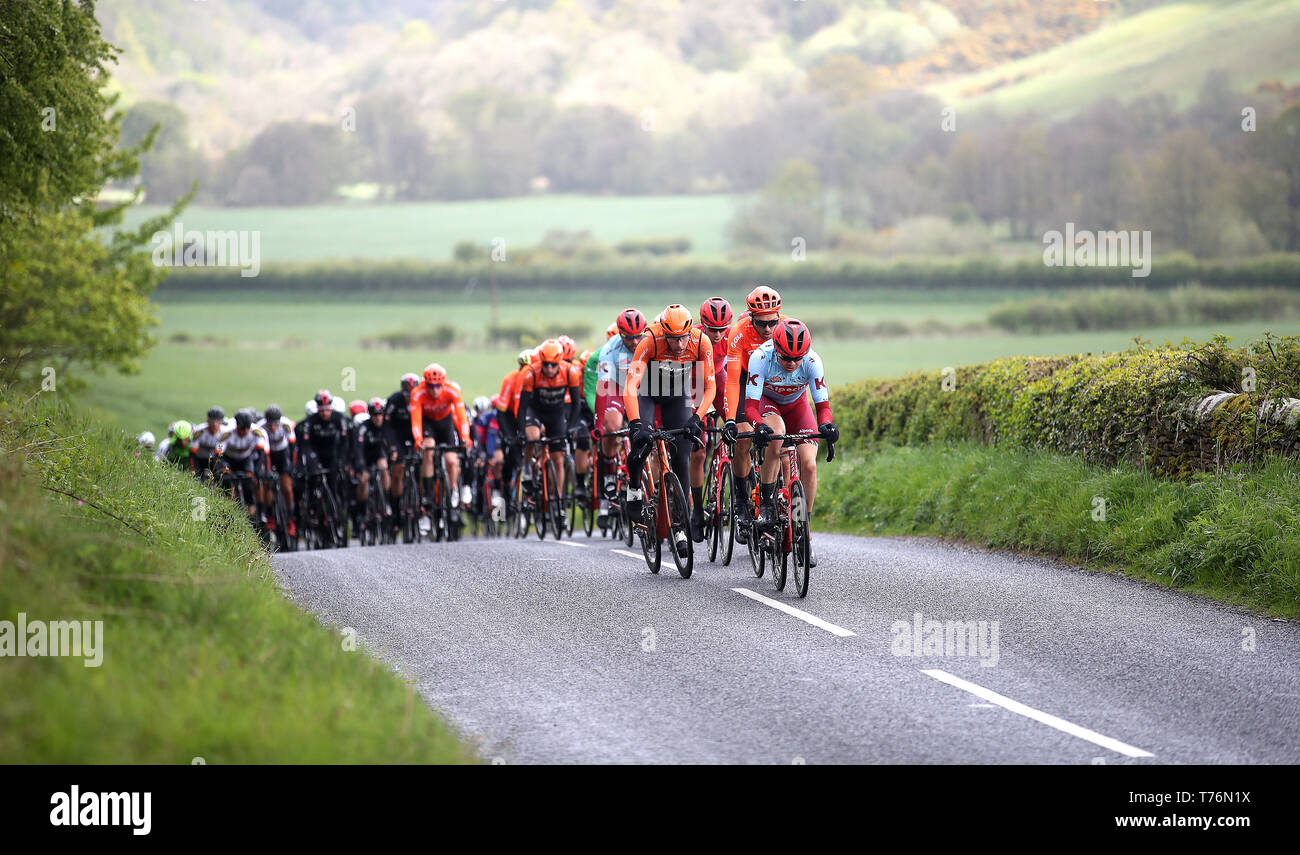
[538,339,564,364]
[423,363,446,385]
[660,304,692,336]
[746,286,782,314]
[606,322,618,339]
[557,335,576,361]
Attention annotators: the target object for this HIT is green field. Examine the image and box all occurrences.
[930,0,1300,118]
[118,194,744,264]
[82,288,1300,437]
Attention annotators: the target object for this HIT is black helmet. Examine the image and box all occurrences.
[207,406,225,421]
[315,389,333,408]
[264,405,282,423]
[234,410,253,430]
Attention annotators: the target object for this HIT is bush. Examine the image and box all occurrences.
[988,286,1300,333]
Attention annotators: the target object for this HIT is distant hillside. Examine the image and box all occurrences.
[100,0,1123,156]
[929,0,1300,117]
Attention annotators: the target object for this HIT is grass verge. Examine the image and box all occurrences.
[814,442,1300,618]
[0,391,474,762]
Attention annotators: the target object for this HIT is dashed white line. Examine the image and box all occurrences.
[730,588,856,637]
[611,549,642,560]
[921,669,1154,758]
[553,540,589,548]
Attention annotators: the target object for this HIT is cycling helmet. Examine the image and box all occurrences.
[473,395,491,413]
[660,304,692,336]
[771,318,812,359]
[167,421,177,437]
[538,340,564,364]
[314,389,333,408]
[234,410,253,430]
[401,372,420,392]
[616,308,647,336]
[304,400,317,417]
[264,405,282,423]
[606,322,618,339]
[368,396,385,416]
[579,348,594,363]
[746,285,782,314]
[424,363,446,385]
[557,335,577,361]
[700,296,733,329]
[347,400,364,416]
[173,421,193,442]
[137,431,156,449]
[207,406,225,421]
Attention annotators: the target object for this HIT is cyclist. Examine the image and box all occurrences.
[355,397,392,527]
[518,339,582,502]
[136,431,156,457]
[744,319,838,568]
[496,349,532,511]
[592,308,647,530]
[472,395,504,520]
[162,421,193,470]
[560,336,593,502]
[721,286,785,543]
[623,304,715,543]
[688,296,734,540]
[349,400,368,424]
[190,406,226,481]
[216,409,271,522]
[409,363,471,523]
[299,390,353,533]
[606,322,618,340]
[258,404,298,539]
[384,372,420,530]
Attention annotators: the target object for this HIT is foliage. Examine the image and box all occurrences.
[987,286,1300,334]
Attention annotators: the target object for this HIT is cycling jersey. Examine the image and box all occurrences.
[356,419,392,467]
[474,408,501,455]
[743,341,833,426]
[384,388,413,448]
[190,424,223,460]
[724,313,786,421]
[594,334,640,420]
[518,363,581,419]
[624,322,715,420]
[410,381,470,445]
[256,416,296,453]
[300,410,351,468]
[583,348,601,412]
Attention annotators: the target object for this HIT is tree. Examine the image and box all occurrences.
[121,100,206,202]
[728,159,827,252]
[1141,129,1230,256]
[0,0,182,390]
[1252,102,1300,251]
[217,121,350,205]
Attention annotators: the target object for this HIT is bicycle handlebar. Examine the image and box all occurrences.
[733,431,837,462]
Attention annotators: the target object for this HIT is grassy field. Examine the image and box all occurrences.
[929,0,1300,118]
[117,194,744,263]
[81,288,1300,437]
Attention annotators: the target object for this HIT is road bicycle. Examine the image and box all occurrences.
[262,468,298,552]
[425,442,467,542]
[629,425,700,578]
[734,430,836,598]
[218,463,268,544]
[518,433,566,541]
[701,424,735,565]
[564,427,597,538]
[396,447,425,544]
[603,428,637,548]
[357,460,393,546]
[299,459,348,549]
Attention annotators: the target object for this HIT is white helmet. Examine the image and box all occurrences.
[137,431,156,449]
[167,421,178,437]
[305,400,318,417]
[474,396,491,413]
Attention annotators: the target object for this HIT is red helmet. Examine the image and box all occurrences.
[746,286,782,314]
[616,308,647,336]
[659,304,692,336]
[315,389,333,408]
[557,335,577,361]
[349,399,367,416]
[537,339,564,364]
[771,318,811,359]
[401,372,419,392]
[424,363,446,386]
[368,396,385,415]
[699,296,733,329]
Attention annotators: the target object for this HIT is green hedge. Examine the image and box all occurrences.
[156,253,1300,297]
[837,335,1300,476]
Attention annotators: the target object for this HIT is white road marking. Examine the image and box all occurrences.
[611,549,643,560]
[921,669,1155,759]
[553,540,589,548]
[535,558,557,561]
[730,588,856,638]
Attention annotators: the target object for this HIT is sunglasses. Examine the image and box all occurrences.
[665,334,690,345]
[753,318,779,330]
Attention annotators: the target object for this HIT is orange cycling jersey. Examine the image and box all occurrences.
[519,362,582,411]
[624,322,715,421]
[409,381,469,444]
[499,368,525,418]
[724,313,785,421]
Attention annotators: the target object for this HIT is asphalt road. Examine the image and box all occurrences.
[273,530,1300,764]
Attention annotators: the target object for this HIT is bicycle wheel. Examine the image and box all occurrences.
[618,471,635,548]
[562,454,575,537]
[743,473,762,577]
[639,483,661,574]
[319,481,343,549]
[718,465,735,566]
[789,481,811,598]
[662,471,693,578]
[543,458,563,541]
[704,459,719,562]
